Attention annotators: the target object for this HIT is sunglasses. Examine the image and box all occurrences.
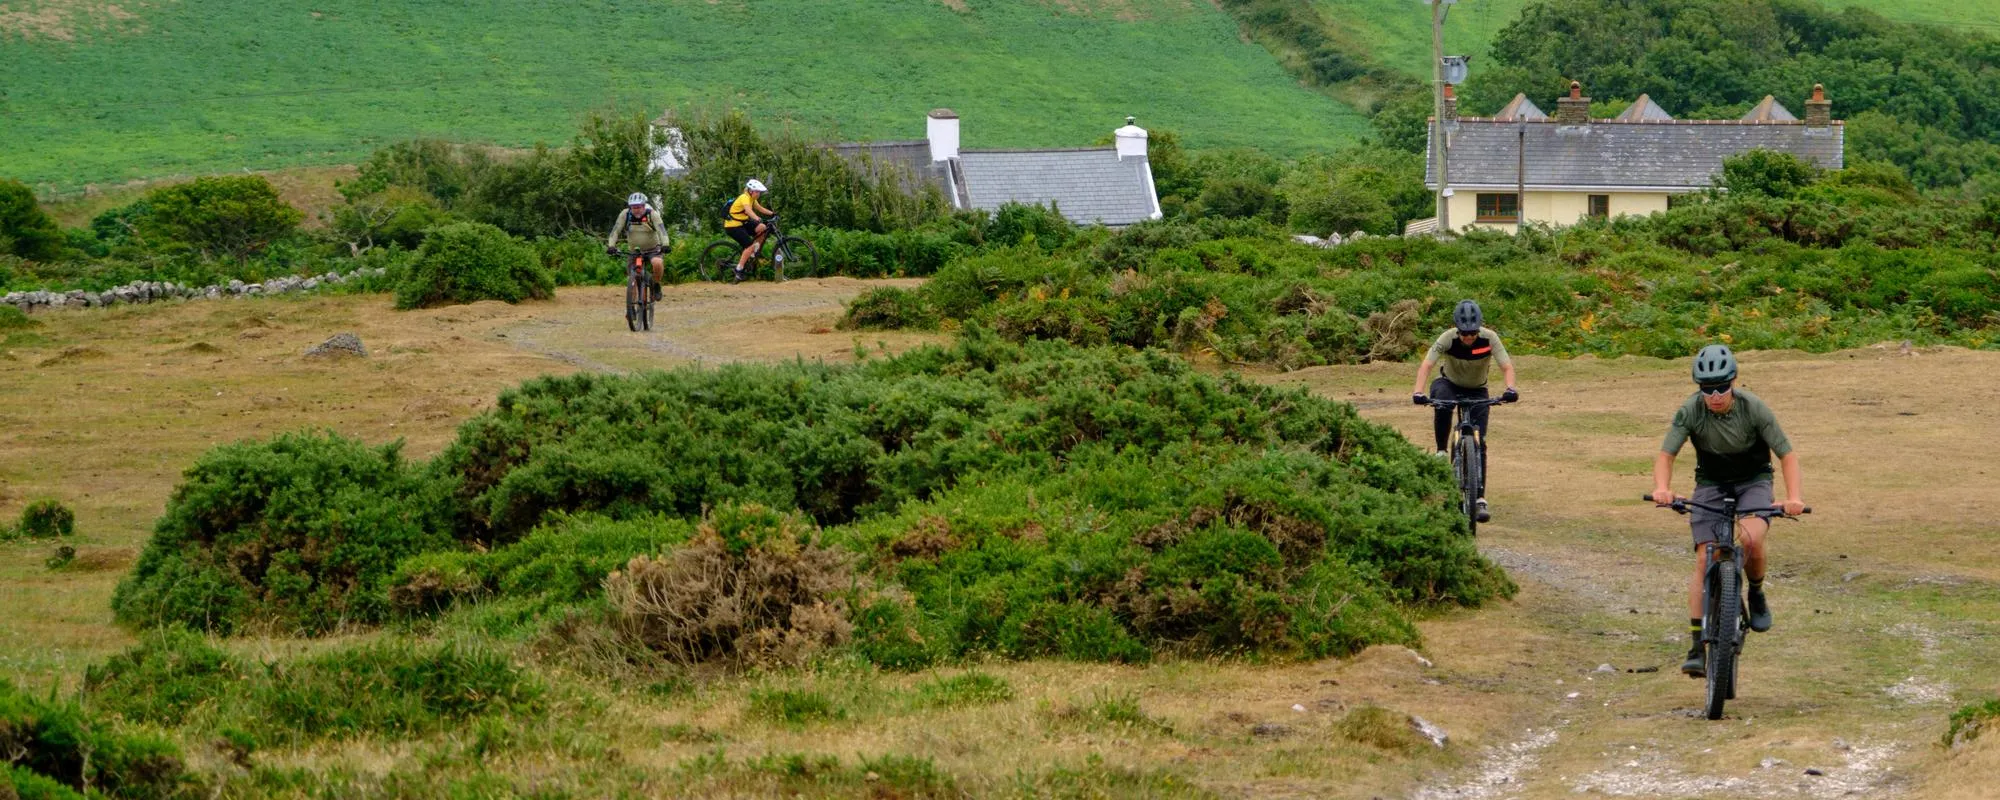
[1698,381,1734,396]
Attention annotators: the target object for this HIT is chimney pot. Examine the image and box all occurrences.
[1442,84,1458,122]
[1804,83,1832,128]
[1557,81,1591,126]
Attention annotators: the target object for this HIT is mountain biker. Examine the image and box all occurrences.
[1653,344,1807,678]
[606,192,669,300]
[725,179,776,283]
[1411,299,1519,522]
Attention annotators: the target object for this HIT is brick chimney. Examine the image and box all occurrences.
[1442,84,1458,122]
[1557,81,1590,126]
[927,108,960,162]
[1804,84,1832,128]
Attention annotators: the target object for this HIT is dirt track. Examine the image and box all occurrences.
[2,279,1996,797]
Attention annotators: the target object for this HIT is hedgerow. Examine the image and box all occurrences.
[116,335,1508,665]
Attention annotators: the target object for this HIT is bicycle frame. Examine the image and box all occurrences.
[1648,493,1806,718]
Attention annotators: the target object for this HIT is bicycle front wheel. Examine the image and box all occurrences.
[625,275,642,332]
[1705,563,1741,720]
[1453,434,1481,536]
[700,240,741,282]
[774,236,817,280]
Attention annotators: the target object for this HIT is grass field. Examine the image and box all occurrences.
[3,281,1997,795]
[0,0,1368,193]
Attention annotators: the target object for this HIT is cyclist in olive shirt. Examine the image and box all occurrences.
[606,192,669,300]
[1412,299,1519,522]
[1653,344,1808,677]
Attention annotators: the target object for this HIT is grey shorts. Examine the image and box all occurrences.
[1690,480,1773,547]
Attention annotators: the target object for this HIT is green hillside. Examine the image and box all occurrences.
[0,0,1366,191]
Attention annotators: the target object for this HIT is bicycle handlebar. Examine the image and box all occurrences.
[1427,397,1512,410]
[1642,494,1810,517]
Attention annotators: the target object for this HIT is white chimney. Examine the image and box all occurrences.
[927,108,960,162]
[1114,115,1148,160]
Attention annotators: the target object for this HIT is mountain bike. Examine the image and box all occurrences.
[613,248,659,332]
[698,215,817,282]
[1429,396,1510,536]
[1645,493,1808,720]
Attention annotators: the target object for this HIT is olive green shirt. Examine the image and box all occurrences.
[1660,388,1794,486]
[607,206,669,251]
[1427,327,1512,388]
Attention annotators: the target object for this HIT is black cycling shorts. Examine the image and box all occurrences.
[726,224,759,249]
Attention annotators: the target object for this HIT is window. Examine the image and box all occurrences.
[1588,194,1610,219]
[1475,193,1519,222]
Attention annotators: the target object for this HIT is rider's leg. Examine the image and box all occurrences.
[1429,378,1455,453]
[1684,541,1713,675]
[1467,387,1492,497]
[1736,480,1776,631]
[649,255,665,299]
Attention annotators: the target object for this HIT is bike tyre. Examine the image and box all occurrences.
[1454,434,1481,536]
[641,283,655,331]
[1705,563,1741,720]
[774,236,817,280]
[700,240,741,282]
[625,275,642,332]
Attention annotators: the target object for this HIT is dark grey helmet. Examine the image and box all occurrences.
[1453,300,1483,333]
[1692,344,1738,384]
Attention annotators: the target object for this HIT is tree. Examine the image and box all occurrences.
[1719,150,1820,198]
[0,179,65,262]
[138,176,303,261]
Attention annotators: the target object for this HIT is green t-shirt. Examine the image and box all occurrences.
[1427,327,1512,388]
[1660,388,1794,486]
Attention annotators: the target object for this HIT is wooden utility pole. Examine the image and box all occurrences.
[1430,0,1451,232]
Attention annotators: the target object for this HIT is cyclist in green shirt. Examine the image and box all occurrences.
[1653,344,1808,677]
[606,192,669,300]
[1412,300,1519,522]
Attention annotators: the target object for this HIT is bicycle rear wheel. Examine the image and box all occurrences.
[1705,563,1741,720]
[700,240,741,282]
[774,236,817,280]
[1454,434,1481,536]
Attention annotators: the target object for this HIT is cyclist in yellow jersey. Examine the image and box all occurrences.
[724,179,775,283]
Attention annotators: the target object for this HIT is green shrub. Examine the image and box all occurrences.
[83,634,544,746]
[839,286,938,330]
[394,222,554,310]
[17,499,75,539]
[137,176,303,262]
[386,513,696,617]
[0,304,41,330]
[0,178,65,262]
[112,431,453,634]
[0,678,197,798]
[1946,697,2000,747]
[1335,705,1431,753]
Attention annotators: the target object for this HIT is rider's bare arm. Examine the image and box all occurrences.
[1653,450,1678,504]
[1412,356,1436,395]
[1776,451,1805,514]
[1501,361,1518,392]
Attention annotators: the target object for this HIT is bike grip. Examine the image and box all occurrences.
[1799,506,1812,514]
[1642,493,1656,502]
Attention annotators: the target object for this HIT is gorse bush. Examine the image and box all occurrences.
[136,176,303,262]
[0,178,65,262]
[393,221,555,310]
[112,431,452,634]
[82,630,544,746]
[0,678,197,798]
[843,193,2000,366]
[16,499,75,539]
[119,336,1507,664]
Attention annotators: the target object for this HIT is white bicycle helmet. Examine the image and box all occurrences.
[745,179,768,192]
[626,192,648,206]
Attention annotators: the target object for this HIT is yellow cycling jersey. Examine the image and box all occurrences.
[724,193,756,228]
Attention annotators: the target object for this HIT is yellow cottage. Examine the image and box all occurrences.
[1413,82,1844,235]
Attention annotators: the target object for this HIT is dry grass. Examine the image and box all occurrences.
[0,0,149,42]
[2,280,1996,796]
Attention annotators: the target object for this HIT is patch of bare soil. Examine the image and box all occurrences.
[0,0,153,42]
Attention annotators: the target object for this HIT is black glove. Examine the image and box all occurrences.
[1502,387,1520,403]
[1412,393,1430,406]
[605,246,619,256]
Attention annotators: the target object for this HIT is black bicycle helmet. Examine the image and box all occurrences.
[1692,344,1738,384]
[1453,299,1483,333]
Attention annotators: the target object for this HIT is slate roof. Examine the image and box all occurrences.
[1426,119,1844,190]
[829,141,965,207]
[1494,94,1547,121]
[958,147,1159,227]
[1741,96,1797,122]
[1614,94,1674,121]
